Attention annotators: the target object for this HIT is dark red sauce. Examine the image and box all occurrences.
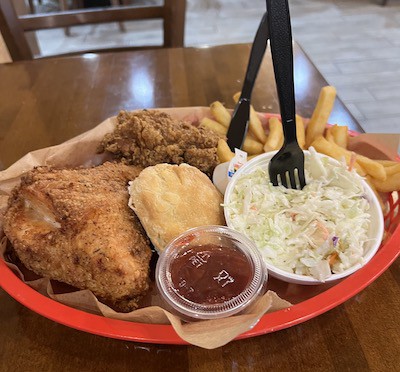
[169,244,254,305]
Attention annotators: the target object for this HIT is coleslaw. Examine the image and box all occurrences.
[224,148,372,281]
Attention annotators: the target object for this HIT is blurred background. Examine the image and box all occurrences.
[1,0,399,133]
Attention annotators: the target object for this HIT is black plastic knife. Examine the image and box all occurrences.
[226,12,270,151]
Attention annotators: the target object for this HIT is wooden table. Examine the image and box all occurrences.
[0,43,398,371]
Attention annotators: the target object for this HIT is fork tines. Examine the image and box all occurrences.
[268,147,306,190]
[270,168,306,190]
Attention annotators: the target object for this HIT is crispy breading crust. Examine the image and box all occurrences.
[98,110,222,176]
[3,162,152,312]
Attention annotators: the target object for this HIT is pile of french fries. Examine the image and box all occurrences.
[200,86,400,212]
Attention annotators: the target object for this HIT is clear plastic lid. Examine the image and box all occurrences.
[156,226,267,320]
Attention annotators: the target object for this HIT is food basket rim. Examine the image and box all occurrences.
[1,224,399,344]
[0,111,399,345]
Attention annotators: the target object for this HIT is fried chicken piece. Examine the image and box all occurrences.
[98,110,222,176]
[3,162,152,312]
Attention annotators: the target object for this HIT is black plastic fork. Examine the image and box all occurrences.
[267,0,306,189]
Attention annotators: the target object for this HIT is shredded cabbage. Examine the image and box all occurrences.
[224,148,371,281]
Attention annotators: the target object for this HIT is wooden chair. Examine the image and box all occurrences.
[0,0,186,61]
[27,0,42,15]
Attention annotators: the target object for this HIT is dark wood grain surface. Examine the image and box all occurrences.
[0,43,362,170]
[0,43,398,372]
[1,0,186,61]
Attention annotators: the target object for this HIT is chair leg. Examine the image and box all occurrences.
[110,0,126,32]
[59,0,71,36]
[72,0,84,8]
[28,0,36,14]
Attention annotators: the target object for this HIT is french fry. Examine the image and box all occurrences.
[310,136,367,176]
[249,107,268,144]
[264,117,284,152]
[210,101,231,128]
[371,172,400,193]
[385,163,400,177]
[247,154,259,160]
[217,139,235,163]
[306,86,337,147]
[325,126,335,143]
[355,154,386,181]
[313,133,389,182]
[199,117,227,136]
[311,135,347,160]
[243,137,264,155]
[233,92,267,143]
[296,115,306,149]
[366,176,387,212]
[331,124,349,148]
[376,160,400,167]
[245,130,258,140]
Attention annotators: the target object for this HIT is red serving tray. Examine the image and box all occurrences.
[0,209,398,344]
[1,118,399,345]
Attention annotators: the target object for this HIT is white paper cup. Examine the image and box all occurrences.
[223,150,385,285]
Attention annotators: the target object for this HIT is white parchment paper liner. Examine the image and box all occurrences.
[0,107,290,349]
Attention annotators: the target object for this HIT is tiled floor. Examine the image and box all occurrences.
[10,0,400,132]
[289,0,400,133]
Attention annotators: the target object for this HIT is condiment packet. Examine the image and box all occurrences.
[228,148,248,178]
[212,148,248,194]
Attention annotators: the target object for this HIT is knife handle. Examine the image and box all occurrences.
[266,0,297,141]
[241,12,269,99]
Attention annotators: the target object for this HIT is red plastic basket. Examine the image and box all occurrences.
[0,114,399,344]
[0,197,399,344]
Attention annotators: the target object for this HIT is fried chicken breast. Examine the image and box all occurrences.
[3,162,152,312]
[98,110,222,176]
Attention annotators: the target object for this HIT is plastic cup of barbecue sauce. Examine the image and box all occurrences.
[156,226,268,321]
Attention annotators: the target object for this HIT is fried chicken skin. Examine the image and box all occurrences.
[98,110,222,176]
[3,162,152,312]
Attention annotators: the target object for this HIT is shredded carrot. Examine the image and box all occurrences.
[315,220,329,240]
[328,252,339,266]
[348,152,357,172]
